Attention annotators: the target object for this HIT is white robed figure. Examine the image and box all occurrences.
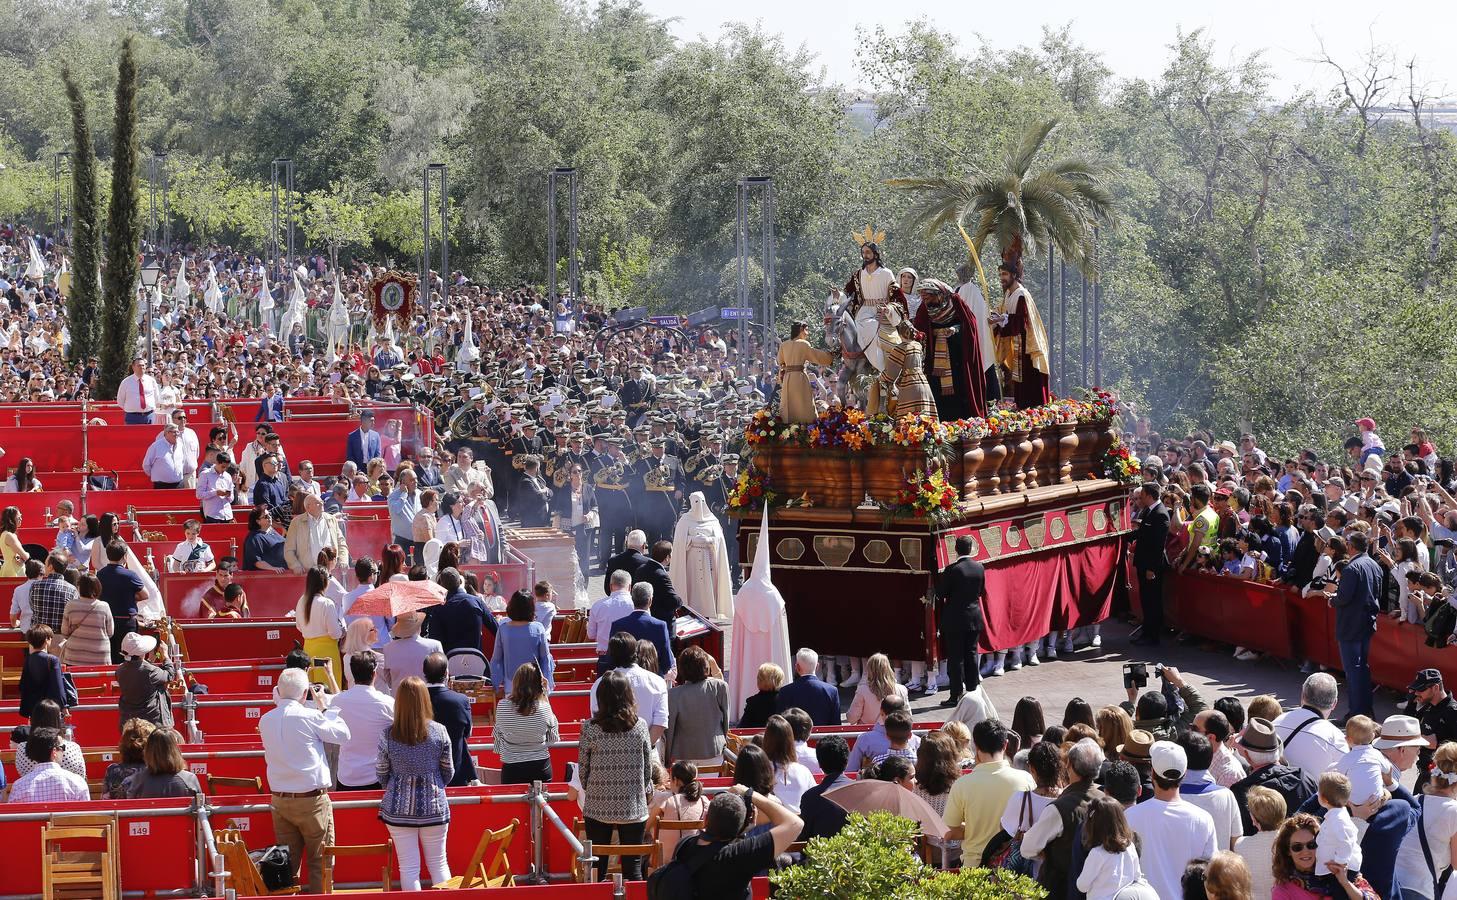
[255,269,275,330]
[203,264,222,315]
[278,272,307,344]
[727,507,792,724]
[844,237,898,373]
[89,539,164,620]
[326,275,350,361]
[172,262,191,307]
[455,311,480,373]
[25,238,45,280]
[670,492,733,621]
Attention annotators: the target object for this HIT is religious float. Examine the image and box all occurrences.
[729,390,1136,665]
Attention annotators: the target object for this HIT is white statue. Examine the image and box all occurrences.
[727,507,793,724]
[670,492,734,621]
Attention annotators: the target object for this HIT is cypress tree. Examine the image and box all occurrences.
[98,36,142,399]
[61,67,102,365]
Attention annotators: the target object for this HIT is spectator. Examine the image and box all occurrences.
[1075,796,1155,899]
[944,718,1036,865]
[665,646,729,767]
[8,557,41,632]
[798,736,852,841]
[196,453,235,524]
[1125,665,1206,739]
[1236,786,1286,900]
[671,787,803,899]
[1272,673,1349,778]
[1204,851,1254,900]
[775,647,841,727]
[845,696,914,773]
[587,569,635,655]
[380,612,443,694]
[914,730,965,867]
[412,489,439,546]
[124,728,202,799]
[590,632,668,746]
[96,540,145,661]
[608,583,673,676]
[1176,731,1243,851]
[1231,717,1317,837]
[1022,739,1105,895]
[284,493,348,575]
[60,572,113,666]
[388,466,421,551]
[346,410,381,472]
[603,530,651,588]
[1123,741,1218,899]
[168,519,216,574]
[7,728,89,803]
[1401,668,1457,793]
[1333,531,1382,719]
[491,590,554,691]
[29,551,78,633]
[340,619,385,688]
[376,676,454,891]
[847,653,909,726]
[1011,696,1047,750]
[738,663,783,729]
[142,422,194,487]
[579,670,655,881]
[1272,812,1380,899]
[242,506,286,571]
[258,668,351,894]
[782,708,821,775]
[329,651,395,791]
[636,540,684,623]
[1392,741,1457,900]
[18,625,64,718]
[647,760,709,859]
[295,566,343,687]
[103,718,156,799]
[341,558,390,648]
[115,632,176,730]
[1193,710,1246,787]
[532,580,556,633]
[422,651,476,787]
[424,567,496,655]
[731,743,775,798]
[493,661,559,785]
[762,714,814,812]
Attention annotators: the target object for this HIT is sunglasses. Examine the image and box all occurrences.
[1289,840,1317,853]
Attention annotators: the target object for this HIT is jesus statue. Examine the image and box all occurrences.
[843,237,904,375]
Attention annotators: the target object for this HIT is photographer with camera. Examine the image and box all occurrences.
[1120,663,1205,741]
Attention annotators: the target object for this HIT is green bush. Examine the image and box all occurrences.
[770,812,1047,899]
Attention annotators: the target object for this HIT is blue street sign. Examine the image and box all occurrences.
[719,307,755,320]
[649,315,684,327]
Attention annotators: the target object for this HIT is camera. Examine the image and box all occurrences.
[1123,662,1167,690]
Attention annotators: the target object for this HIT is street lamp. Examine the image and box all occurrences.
[139,260,164,362]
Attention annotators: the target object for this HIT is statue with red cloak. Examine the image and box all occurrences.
[910,277,987,420]
[991,249,1052,409]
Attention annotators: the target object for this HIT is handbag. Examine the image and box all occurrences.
[982,790,1037,875]
[61,672,79,708]
[248,845,296,892]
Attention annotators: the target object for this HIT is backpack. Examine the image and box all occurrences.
[646,836,721,900]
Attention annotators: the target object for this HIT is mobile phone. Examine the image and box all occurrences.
[311,658,329,668]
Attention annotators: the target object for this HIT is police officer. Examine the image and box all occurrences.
[619,362,654,426]
[1404,668,1457,792]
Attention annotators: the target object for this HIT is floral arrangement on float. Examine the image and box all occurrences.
[878,468,963,525]
[1098,439,1143,484]
[727,463,777,510]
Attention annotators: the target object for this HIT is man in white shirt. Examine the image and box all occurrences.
[116,356,159,424]
[1176,732,1243,850]
[328,654,394,790]
[1124,742,1218,900]
[258,669,351,893]
[169,410,201,488]
[292,460,322,498]
[196,453,235,523]
[1193,709,1247,788]
[7,728,90,803]
[8,558,38,630]
[1272,673,1348,778]
[587,569,635,654]
[142,423,195,488]
[590,632,668,745]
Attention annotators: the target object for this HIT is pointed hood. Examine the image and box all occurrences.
[256,269,274,311]
[727,506,793,718]
[25,238,45,279]
[203,263,222,314]
[172,263,191,306]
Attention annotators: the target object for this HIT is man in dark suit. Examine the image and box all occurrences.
[255,382,286,422]
[609,583,674,675]
[422,651,476,786]
[345,410,382,472]
[511,456,553,527]
[636,541,685,623]
[603,530,651,584]
[775,648,841,726]
[1333,531,1382,719]
[1130,482,1171,647]
[796,736,851,841]
[423,568,497,654]
[935,534,987,706]
[1282,506,1320,588]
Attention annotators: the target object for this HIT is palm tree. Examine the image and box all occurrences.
[887,119,1114,275]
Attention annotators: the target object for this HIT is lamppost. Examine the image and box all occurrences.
[52,151,69,246]
[546,167,579,302]
[139,260,164,363]
[422,163,448,316]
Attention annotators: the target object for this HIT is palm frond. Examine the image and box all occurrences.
[1039,157,1107,182]
[1007,119,1059,180]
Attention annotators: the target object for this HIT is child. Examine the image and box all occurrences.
[1356,417,1385,467]
[532,580,557,637]
[1394,568,1426,623]
[870,711,921,768]
[1315,772,1362,878]
[1332,715,1395,806]
[1075,796,1151,900]
[647,761,709,857]
[210,583,249,619]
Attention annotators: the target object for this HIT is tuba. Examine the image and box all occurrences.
[446,406,475,442]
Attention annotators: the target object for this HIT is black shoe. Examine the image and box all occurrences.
[941,695,964,708]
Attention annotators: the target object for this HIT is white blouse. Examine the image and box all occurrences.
[295,594,342,640]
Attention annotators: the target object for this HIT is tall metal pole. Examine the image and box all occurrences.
[159,152,171,256]
[53,151,68,246]
[758,177,776,375]
[422,163,448,316]
[1045,246,1055,396]
[421,166,430,317]
[1093,229,1103,387]
[545,168,578,301]
[567,170,579,299]
[438,164,449,311]
[546,171,559,300]
[736,183,749,353]
[148,155,159,249]
[1080,262,1089,389]
[271,159,294,273]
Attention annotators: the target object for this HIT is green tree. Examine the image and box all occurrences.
[98,36,141,398]
[61,67,102,364]
[302,181,371,269]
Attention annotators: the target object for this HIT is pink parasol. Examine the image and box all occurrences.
[823,779,949,839]
[344,580,447,617]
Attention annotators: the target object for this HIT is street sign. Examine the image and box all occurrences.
[649,315,684,327]
[719,307,755,320]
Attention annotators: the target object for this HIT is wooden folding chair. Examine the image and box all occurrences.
[321,839,394,893]
[695,761,726,776]
[202,773,264,795]
[41,813,120,900]
[433,818,518,888]
[214,828,301,896]
[572,819,658,882]
[75,683,111,698]
[652,818,706,864]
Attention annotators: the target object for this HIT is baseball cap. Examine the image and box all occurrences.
[1409,668,1444,693]
[1149,740,1187,779]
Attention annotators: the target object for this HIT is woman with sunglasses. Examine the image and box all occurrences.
[1272,812,1378,899]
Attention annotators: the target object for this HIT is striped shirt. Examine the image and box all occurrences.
[491,700,559,764]
[28,574,77,632]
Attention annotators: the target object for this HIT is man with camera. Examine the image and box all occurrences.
[1122,664,1206,741]
[1130,482,1170,646]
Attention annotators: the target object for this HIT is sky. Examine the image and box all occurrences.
[640,0,1457,101]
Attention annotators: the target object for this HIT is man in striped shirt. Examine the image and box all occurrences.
[27,552,77,633]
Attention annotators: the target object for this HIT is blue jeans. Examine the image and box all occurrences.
[123,411,154,425]
[1338,635,1374,717]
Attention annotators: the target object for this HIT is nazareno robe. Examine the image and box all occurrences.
[912,293,987,420]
